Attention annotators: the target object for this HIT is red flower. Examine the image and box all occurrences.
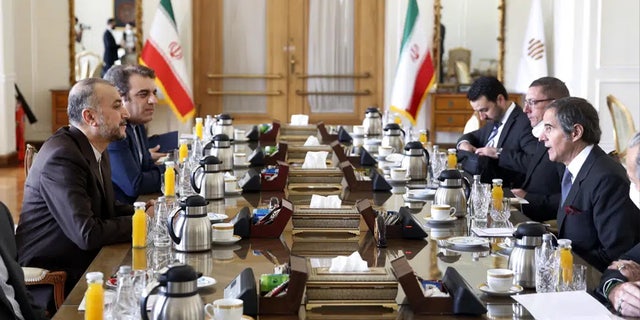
[564,205,582,215]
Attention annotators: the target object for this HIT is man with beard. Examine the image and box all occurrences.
[16,79,145,301]
[104,65,164,204]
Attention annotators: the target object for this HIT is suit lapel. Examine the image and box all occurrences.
[69,126,109,199]
[522,143,546,187]
[497,105,521,147]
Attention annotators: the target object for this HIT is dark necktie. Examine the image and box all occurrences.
[133,125,144,163]
[561,168,573,205]
[486,121,502,147]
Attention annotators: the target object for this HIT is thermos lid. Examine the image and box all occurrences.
[199,155,222,165]
[180,195,208,208]
[384,123,401,131]
[404,141,423,150]
[159,264,199,283]
[513,221,547,238]
[365,107,380,114]
[438,169,462,181]
[217,113,233,120]
[212,134,230,142]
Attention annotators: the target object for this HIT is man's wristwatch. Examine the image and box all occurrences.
[496,147,503,157]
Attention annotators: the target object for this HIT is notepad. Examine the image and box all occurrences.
[148,131,179,153]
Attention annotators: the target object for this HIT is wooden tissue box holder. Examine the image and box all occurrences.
[258,255,308,315]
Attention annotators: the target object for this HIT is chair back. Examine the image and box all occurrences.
[24,144,38,178]
[606,95,637,157]
[75,51,103,81]
[447,47,471,81]
[463,112,481,134]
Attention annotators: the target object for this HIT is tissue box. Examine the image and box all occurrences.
[292,206,361,235]
[291,234,360,257]
[288,145,333,163]
[288,167,343,184]
[305,263,398,309]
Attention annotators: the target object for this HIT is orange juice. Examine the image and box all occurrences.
[419,130,428,144]
[195,117,204,140]
[491,179,503,211]
[84,272,104,320]
[558,239,573,284]
[164,161,176,196]
[178,140,188,163]
[132,202,147,248]
[447,148,457,169]
[132,248,147,270]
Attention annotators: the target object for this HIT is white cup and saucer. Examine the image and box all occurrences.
[205,298,244,320]
[211,223,241,245]
[479,269,523,296]
[425,204,457,223]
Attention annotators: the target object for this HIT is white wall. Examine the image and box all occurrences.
[0,0,637,156]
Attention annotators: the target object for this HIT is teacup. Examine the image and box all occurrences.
[378,146,394,157]
[225,177,239,192]
[205,298,243,320]
[430,204,456,220]
[233,153,247,166]
[352,125,365,135]
[390,168,407,180]
[487,268,514,292]
[212,223,234,240]
[234,129,246,141]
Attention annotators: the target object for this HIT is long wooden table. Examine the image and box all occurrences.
[51,187,603,319]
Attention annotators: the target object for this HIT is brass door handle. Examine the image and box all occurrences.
[290,54,296,74]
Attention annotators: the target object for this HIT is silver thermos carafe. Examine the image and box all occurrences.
[401,141,430,181]
[203,134,233,171]
[167,195,212,252]
[508,222,547,288]
[214,113,234,141]
[362,107,383,136]
[382,123,405,153]
[141,264,204,320]
[191,155,224,200]
[433,169,468,217]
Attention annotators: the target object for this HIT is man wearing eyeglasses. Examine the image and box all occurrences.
[509,77,569,222]
[456,76,537,188]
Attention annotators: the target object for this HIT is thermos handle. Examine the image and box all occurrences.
[167,206,182,244]
[202,141,212,156]
[190,165,204,193]
[399,128,406,137]
[140,281,161,320]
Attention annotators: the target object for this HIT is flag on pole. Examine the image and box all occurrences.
[141,0,194,121]
[515,0,548,92]
[390,0,435,126]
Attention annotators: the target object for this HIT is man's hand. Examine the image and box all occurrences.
[512,188,527,199]
[148,145,165,162]
[609,281,640,317]
[609,260,640,282]
[457,141,476,153]
[475,146,499,159]
[145,199,156,218]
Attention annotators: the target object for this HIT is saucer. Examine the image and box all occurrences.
[233,137,250,143]
[234,162,251,168]
[212,235,242,245]
[424,216,457,224]
[197,276,217,288]
[386,176,411,184]
[207,213,228,223]
[478,283,523,296]
[225,188,243,195]
[446,236,490,248]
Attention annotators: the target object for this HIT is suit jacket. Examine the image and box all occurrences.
[0,202,47,320]
[102,29,118,74]
[16,126,133,293]
[558,145,640,272]
[457,104,537,187]
[107,124,163,204]
[595,243,640,303]
[520,142,564,222]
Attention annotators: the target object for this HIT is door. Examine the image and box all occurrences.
[193,0,384,125]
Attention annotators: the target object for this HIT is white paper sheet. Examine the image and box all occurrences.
[512,291,613,320]
[471,227,515,237]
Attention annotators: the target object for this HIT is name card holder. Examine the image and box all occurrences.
[259,255,308,315]
[263,142,288,166]
[261,161,289,191]
[358,200,427,240]
[231,199,293,238]
[316,122,339,144]
[391,256,487,315]
[330,140,360,168]
[259,120,281,142]
[340,161,391,192]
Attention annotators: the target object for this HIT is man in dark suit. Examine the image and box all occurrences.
[510,77,568,221]
[540,97,640,272]
[595,132,640,316]
[16,78,139,295]
[105,65,163,204]
[457,76,538,187]
[0,201,47,320]
[102,18,119,77]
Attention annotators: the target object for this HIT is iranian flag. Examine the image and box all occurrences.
[141,0,194,121]
[390,0,435,125]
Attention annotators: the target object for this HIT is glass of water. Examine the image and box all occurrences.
[535,247,559,293]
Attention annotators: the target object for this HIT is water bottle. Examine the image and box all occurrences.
[114,265,135,319]
[535,233,558,293]
[178,160,195,197]
[153,196,171,247]
[190,135,203,163]
[469,175,482,218]
[203,115,214,142]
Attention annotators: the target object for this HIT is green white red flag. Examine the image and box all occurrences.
[390,0,435,125]
[141,0,194,121]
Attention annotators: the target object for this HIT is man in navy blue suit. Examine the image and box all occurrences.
[540,97,640,272]
[105,65,163,204]
[101,18,119,77]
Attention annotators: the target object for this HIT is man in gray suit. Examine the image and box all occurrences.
[0,201,47,320]
[16,78,138,296]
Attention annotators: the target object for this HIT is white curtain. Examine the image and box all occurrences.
[307,0,355,113]
[222,0,267,113]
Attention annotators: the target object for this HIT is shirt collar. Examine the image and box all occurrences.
[498,102,516,126]
[531,122,544,138]
[90,144,102,163]
[566,145,594,183]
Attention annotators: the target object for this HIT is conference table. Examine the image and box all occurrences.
[51,187,603,320]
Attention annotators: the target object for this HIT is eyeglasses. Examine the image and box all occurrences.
[524,98,554,107]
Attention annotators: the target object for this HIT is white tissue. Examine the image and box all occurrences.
[309,194,342,208]
[329,252,369,273]
[303,136,320,146]
[301,151,328,169]
[290,114,309,125]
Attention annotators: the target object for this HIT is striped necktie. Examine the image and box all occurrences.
[486,121,502,147]
[560,168,573,205]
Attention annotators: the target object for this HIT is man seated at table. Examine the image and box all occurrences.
[104,65,164,204]
[539,98,640,271]
[16,78,138,296]
[456,76,538,188]
[0,201,48,320]
[510,77,568,222]
[597,134,640,316]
